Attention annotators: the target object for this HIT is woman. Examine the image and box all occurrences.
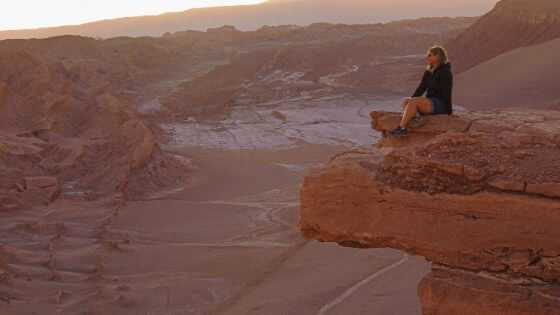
[389,45,453,136]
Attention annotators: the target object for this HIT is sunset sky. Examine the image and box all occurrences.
[0,0,267,30]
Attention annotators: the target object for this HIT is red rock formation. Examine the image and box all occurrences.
[447,0,560,73]
[0,44,197,310]
[0,50,187,211]
[299,110,560,313]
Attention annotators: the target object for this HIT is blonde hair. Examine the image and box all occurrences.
[426,45,449,72]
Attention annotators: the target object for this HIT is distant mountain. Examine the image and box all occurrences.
[447,0,560,73]
[454,36,560,110]
[0,0,496,40]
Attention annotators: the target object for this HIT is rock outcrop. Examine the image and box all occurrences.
[299,109,560,314]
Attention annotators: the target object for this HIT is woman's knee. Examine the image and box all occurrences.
[406,100,419,110]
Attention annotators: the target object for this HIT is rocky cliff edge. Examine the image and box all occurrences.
[299,109,560,314]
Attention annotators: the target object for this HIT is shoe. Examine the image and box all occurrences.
[408,116,427,129]
[389,126,408,137]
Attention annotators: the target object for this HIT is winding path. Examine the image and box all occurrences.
[316,252,410,315]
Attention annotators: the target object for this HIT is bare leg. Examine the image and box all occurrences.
[400,97,432,129]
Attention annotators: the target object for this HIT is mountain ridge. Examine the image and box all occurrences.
[0,0,496,40]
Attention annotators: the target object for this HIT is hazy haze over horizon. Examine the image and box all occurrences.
[0,0,266,31]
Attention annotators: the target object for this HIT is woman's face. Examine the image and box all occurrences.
[427,51,438,67]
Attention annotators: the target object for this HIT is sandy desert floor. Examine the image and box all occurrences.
[1,96,431,314]
[109,143,431,314]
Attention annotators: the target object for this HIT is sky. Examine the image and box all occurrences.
[0,0,267,31]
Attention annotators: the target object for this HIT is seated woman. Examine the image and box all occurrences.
[390,45,453,136]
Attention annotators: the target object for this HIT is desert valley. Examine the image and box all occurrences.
[0,0,559,314]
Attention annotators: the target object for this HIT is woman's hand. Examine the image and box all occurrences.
[401,97,412,107]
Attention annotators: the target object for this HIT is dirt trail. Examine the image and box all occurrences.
[317,252,409,315]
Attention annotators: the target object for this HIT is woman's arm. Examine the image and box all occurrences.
[412,71,428,97]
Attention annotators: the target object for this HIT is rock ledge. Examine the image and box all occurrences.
[300,109,560,314]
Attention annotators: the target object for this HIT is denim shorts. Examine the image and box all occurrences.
[428,97,447,114]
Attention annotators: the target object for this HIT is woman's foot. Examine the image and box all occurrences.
[389,126,408,137]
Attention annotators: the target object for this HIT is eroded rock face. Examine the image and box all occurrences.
[0,50,189,211]
[299,110,560,314]
[418,265,560,315]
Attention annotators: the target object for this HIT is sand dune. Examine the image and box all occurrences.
[447,0,560,73]
[454,37,560,110]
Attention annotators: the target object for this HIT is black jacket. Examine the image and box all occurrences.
[412,62,453,114]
